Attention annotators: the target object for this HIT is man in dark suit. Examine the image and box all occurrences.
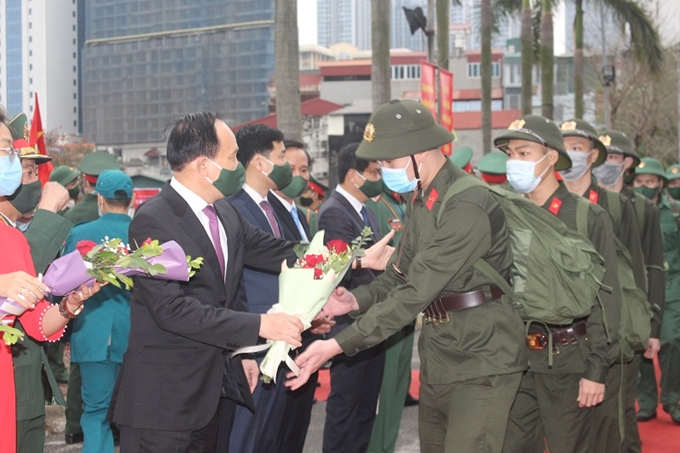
[109,112,305,453]
[318,142,386,453]
[269,140,324,453]
[225,124,297,453]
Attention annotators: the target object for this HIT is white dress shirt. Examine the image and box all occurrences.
[170,177,228,277]
[270,191,309,241]
[335,185,364,217]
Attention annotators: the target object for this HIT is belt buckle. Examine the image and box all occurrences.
[526,332,547,350]
[433,312,450,326]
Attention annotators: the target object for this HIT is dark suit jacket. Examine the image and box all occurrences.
[318,191,382,332]
[109,182,296,431]
[268,192,311,241]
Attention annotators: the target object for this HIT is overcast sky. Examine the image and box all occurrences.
[297,0,318,45]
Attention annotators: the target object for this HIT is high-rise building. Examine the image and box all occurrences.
[81,0,275,146]
[0,0,79,133]
[317,0,371,50]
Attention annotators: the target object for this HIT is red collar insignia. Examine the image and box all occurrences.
[588,189,599,204]
[425,188,439,211]
[548,196,562,215]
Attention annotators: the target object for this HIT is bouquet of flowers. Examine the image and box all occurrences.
[234,227,372,384]
[0,238,203,320]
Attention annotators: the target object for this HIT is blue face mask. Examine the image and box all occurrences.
[381,158,419,194]
[0,154,23,196]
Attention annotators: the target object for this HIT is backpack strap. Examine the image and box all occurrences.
[633,194,646,229]
[605,190,622,231]
[435,176,485,227]
[575,197,591,237]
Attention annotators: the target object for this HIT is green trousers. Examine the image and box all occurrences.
[586,362,623,453]
[65,362,83,435]
[503,371,588,453]
[46,342,69,382]
[622,356,642,453]
[638,301,680,411]
[16,415,45,453]
[419,372,522,453]
[367,323,415,453]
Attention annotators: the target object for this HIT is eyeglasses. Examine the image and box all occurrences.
[0,147,20,162]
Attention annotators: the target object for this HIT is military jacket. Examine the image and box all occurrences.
[364,192,407,247]
[659,194,680,303]
[336,160,527,385]
[24,209,73,274]
[586,183,647,293]
[63,192,99,226]
[538,183,621,383]
[621,186,665,337]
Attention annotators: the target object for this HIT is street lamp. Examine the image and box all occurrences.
[403,5,434,63]
[603,65,616,87]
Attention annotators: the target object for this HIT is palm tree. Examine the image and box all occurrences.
[274,0,302,140]
[573,0,663,118]
[437,0,450,71]
[372,0,391,109]
[540,0,553,119]
[481,0,493,153]
[520,0,533,114]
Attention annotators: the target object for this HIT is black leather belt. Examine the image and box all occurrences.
[423,285,504,325]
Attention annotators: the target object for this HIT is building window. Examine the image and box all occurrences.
[73,79,77,86]
[391,64,421,80]
[74,120,77,128]
[467,62,501,79]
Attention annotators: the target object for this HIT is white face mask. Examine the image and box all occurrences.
[506,153,550,193]
[592,161,625,187]
[559,150,594,182]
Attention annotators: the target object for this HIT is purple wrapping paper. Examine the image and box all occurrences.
[0,240,190,318]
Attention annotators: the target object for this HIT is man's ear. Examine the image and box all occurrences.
[590,147,600,165]
[547,149,560,166]
[622,156,634,172]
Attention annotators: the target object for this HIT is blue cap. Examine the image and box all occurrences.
[94,170,133,198]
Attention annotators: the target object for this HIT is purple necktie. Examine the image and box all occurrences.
[202,205,225,277]
[260,200,282,238]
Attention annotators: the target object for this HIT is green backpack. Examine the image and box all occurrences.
[576,191,652,361]
[437,177,608,331]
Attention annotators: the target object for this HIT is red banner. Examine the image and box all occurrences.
[439,68,454,156]
[133,188,161,210]
[29,93,53,185]
[420,60,437,119]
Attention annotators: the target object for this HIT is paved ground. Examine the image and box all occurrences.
[44,324,423,452]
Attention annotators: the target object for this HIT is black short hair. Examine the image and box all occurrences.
[236,124,285,168]
[284,139,312,168]
[104,191,132,209]
[337,142,373,183]
[166,112,220,171]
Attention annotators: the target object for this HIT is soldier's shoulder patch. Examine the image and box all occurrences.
[548,197,562,215]
[425,188,439,211]
[588,189,599,204]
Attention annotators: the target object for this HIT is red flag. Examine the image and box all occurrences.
[420,60,437,119]
[439,68,454,156]
[29,93,53,186]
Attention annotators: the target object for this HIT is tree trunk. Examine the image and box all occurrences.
[540,0,554,119]
[437,0,449,70]
[274,0,302,140]
[521,0,533,115]
[371,0,391,110]
[481,0,492,154]
[574,0,584,118]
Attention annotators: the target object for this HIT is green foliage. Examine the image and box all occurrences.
[1,324,24,346]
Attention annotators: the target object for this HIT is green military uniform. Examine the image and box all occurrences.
[298,205,318,237]
[560,119,647,452]
[595,131,665,451]
[62,151,119,442]
[495,116,620,453]
[335,100,527,453]
[364,190,412,453]
[6,142,72,452]
[637,159,680,424]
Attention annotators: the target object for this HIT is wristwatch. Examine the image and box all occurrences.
[58,298,83,319]
[355,256,362,270]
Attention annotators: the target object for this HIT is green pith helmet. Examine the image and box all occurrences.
[15,137,51,165]
[79,152,120,176]
[635,157,668,184]
[666,164,680,182]
[476,151,507,175]
[7,112,28,140]
[450,146,473,169]
[307,174,328,197]
[598,130,640,168]
[50,165,80,186]
[559,118,607,167]
[356,99,455,160]
[493,115,572,171]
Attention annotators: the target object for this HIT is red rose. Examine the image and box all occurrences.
[75,240,98,256]
[142,237,153,246]
[302,254,325,268]
[327,239,349,254]
[314,268,323,279]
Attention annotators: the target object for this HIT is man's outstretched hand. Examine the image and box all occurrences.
[285,339,342,390]
[316,287,359,320]
[259,313,304,348]
[359,229,395,271]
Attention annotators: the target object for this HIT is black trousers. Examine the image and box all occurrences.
[119,403,226,453]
